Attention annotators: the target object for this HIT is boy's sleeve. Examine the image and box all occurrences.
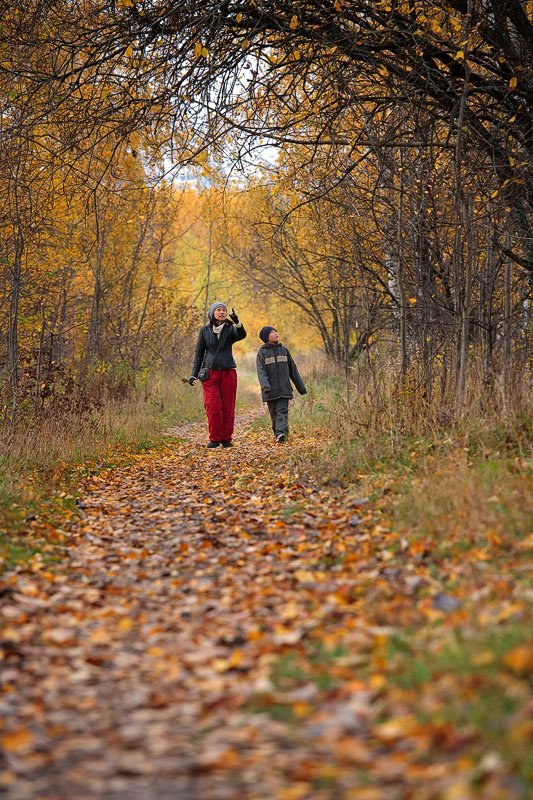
[256,350,271,393]
[191,329,206,378]
[287,350,307,395]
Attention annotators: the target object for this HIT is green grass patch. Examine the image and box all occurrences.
[382,621,533,785]
[247,642,351,721]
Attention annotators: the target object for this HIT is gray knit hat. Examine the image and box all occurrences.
[207,302,227,321]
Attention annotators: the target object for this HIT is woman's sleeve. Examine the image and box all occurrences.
[191,329,206,378]
[232,322,247,342]
[287,350,307,395]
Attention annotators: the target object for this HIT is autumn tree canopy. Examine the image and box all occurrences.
[2,0,531,273]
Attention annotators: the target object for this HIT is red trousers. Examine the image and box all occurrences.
[202,368,237,442]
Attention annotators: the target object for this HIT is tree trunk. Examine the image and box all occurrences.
[88,234,104,365]
[503,228,512,384]
[453,7,472,414]
[457,196,473,412]
[34,301,46,412]
[6,228,24,408]
[203,217,213,324]
[397,149,408,377]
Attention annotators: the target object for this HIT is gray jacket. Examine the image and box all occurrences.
[256,343,307,402]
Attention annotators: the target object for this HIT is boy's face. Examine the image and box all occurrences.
[268,329,279,343]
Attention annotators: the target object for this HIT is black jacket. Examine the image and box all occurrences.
[256,342,307,402]
[191,320,247,376]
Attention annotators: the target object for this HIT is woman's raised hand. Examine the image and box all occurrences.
[229,308,239,324]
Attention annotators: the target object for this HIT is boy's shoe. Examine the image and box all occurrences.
[206,440,220,448]
[221,440,233,448]
[275,433,287,443]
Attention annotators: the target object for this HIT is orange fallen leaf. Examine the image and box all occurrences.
[279,784,311,800]
[337,736,373,766]
[1,728,34,754]
[503,643,533,675]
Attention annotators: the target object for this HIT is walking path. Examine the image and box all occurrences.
[0,412,529,799]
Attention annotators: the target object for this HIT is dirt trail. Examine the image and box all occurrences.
[0,412,527,799]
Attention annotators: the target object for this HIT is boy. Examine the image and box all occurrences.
[256,326,307,442]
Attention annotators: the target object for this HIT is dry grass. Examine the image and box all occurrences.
[291,354,533,543]
[0,378,202,471]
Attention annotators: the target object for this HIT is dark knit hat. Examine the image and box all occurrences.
[259,326,277,343]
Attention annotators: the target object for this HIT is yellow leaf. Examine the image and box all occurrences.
[212,657,232,673]
[117,616,134,632]
[294,569,315,583]
[236,12,242,23]
[517,533,533,551]
[194,42,202,59]
[369,673,387,690]
[293,50,301,60]
[279,785,310,800]
[374,716,418,741]
[242,39,250,51]
[471,651,495,667]
[201,46,208,58]
[290,14,298,28]
[445,780,474,800]
[456,50,464,60]
[509,76,517,89]
[334,0,341,10]
[125,44,133,58]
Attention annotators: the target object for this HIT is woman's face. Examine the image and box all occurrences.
[213,306,227,323]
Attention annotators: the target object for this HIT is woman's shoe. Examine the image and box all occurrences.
[221,440,233,448]
[207,441,220,448]
[275,433,287,443]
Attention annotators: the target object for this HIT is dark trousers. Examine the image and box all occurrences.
[267,397,290,437]
[202,369,237,442]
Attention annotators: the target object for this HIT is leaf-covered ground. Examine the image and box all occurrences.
[1,411,532,799]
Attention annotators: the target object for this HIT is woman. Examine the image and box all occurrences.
[189,302,247,448]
